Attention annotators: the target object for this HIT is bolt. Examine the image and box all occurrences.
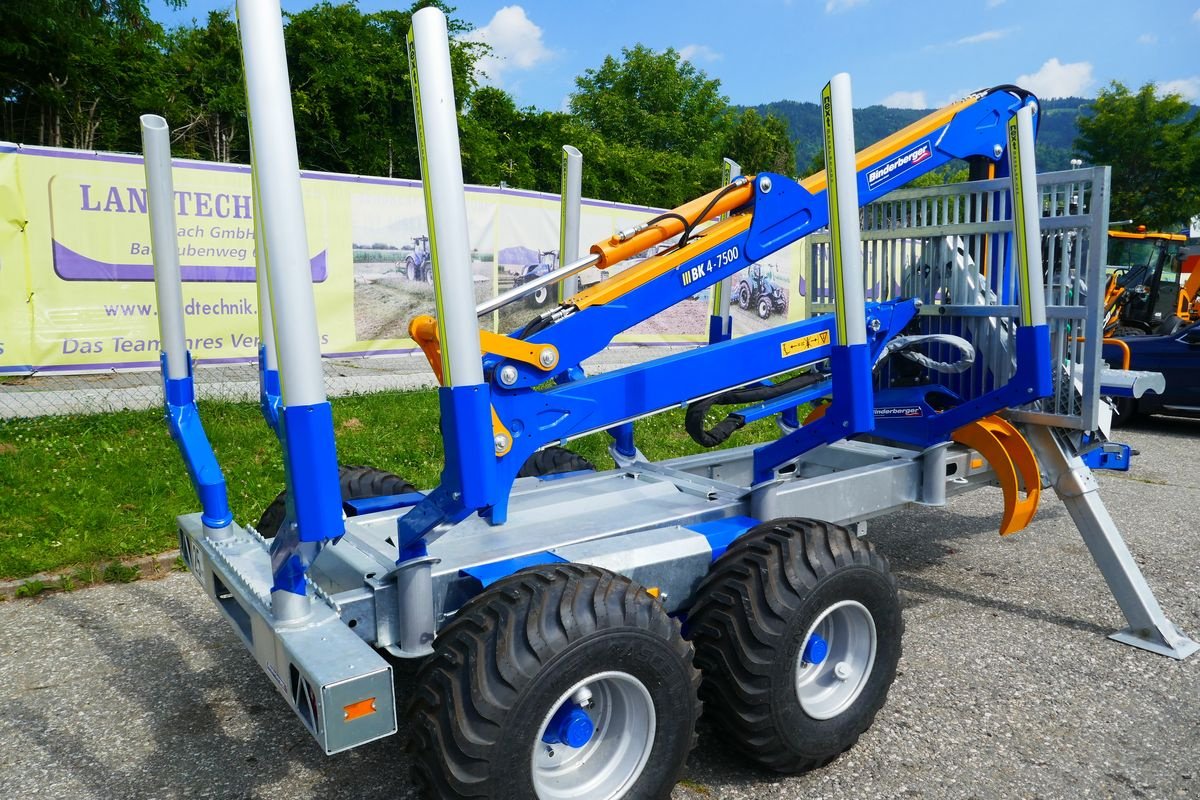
[993,144,1003,160]
[499,365,519,385]
[759,176,773,193]
[834,661,852,681]
[539,347,556,368]
[494,434,509,453]
[869,318,881,332]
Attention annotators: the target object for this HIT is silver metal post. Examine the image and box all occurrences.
[918,442,950,506]
[142,113,233,542]
[140,115,188,381]
[558,145,583,302]
[239,0,346,624]
[824,73,867,347]
[409,7,484,388]
[1007,103,1048,327]
[251,167,278,372]
[237,0,326,407]
[393,555,439,657]
[710,158,740,337]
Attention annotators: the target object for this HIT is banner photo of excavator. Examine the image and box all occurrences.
[0,143,807,375]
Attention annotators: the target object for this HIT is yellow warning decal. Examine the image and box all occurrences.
[781,330,830,358]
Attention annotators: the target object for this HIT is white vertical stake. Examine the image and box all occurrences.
[712,157,741,334]
[251,166,278,372]
[236,0,326,407]
[1008,103,1048,327]
[140,115,188,380]
[409,7,484,388]
[559,145,583,302]
[823,73,868,347]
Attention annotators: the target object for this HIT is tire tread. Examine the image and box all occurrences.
[408,563,700,799]
[687,518,902,773]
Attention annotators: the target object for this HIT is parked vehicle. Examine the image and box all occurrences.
[1103,229,1191,336]
[516,249,558,307]
[736,263,788,319]
[405,235,433,282]
[1104,321,1200,422]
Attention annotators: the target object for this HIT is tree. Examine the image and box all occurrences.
[165,11,245,162]
[570,45,728,154]
[567,45,738,207]
[724,109,795,176]
[0,0,176,150]
[1075,81,1200,230]
[273,1,479,178]
[460,86,533,187]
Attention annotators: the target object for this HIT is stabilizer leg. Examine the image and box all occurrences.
[1026,425,1199,659]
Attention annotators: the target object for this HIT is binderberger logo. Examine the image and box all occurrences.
[866,140,933,190]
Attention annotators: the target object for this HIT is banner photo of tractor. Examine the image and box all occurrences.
[0,143,807,376]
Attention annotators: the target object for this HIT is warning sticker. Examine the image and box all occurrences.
[780,330,830,358]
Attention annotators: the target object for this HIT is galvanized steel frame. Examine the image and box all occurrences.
[805,167,1111,431]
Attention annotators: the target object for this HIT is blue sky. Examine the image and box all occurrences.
[152,1,1200,110]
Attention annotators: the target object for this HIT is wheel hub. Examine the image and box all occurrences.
[794,600,878,720]
[531,671,656,800]
[542,703,595,748]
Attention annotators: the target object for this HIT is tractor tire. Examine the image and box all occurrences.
[529,284,551,307]
[1156,315,1185,335]
[687,518,902,773]
[737,282,752,310]
[1111,325,1145,338]
[254,464,416,539]
[517,446,595,479]
[407,563,701,799]
[758,296,773,319]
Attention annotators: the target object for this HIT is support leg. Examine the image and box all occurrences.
[1026,425,1198,659]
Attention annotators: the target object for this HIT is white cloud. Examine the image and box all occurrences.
[954,27,1016,45]
[1137,33,1157,45]
[462,6,552,86]
[1194,8,1200,23]
[882,90,928,109]
[1015,58,1094,99]
[825,0,868,13]
[924,27,1016,52]
[935,88,975,107]
[678,44,722,63]
[1159,77,1200,101]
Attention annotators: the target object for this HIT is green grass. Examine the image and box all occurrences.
[0,387,786,580]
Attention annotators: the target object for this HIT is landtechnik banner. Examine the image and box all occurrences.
[0,143,805,375]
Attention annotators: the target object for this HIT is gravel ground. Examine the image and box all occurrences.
[1,416,1197,799]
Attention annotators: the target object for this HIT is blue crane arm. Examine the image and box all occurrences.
[396,85,1042,548]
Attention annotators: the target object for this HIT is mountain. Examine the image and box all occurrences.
[739,96,1091,174]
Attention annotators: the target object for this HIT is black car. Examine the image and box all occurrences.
[1104,322,1200,422]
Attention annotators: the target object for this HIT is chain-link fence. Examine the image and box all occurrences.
[0,345,694,420]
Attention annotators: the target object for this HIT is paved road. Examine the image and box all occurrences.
[2,417,1198,799]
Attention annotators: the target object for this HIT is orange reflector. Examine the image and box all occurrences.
[970,458,984,470]
[646,587,661,598]
[343,697,377,722]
